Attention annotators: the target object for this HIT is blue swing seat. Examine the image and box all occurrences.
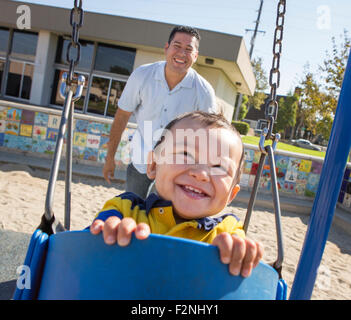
[13,229,287,300]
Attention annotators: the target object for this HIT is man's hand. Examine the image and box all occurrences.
[103,108,132,184]
[90,217,151,246]
[103,157,116,184]
[212,233,263,278]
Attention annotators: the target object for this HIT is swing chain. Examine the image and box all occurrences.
[264,0,286,142]
[41,1,85,234]
[66,0,84,84]
[245,0,286,278]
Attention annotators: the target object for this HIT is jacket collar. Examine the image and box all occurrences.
[145,192,239,231]
[145,192,172,214]
[196,213,240,231]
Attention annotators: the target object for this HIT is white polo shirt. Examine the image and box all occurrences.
[118,61,217,174]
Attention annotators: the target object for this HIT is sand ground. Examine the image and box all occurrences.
[1,162,351,300]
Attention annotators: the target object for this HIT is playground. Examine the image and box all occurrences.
[1,0,351,300]
[1,162,351,299]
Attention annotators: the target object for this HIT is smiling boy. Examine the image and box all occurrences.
[91,112,263,278]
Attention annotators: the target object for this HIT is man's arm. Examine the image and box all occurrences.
[103,108,132,183]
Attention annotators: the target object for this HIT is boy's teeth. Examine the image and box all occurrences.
[184,185,203,194]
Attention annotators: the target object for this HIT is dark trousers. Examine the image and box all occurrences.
[126,163,153,199]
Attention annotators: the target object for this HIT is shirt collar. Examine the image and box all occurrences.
[145,192,239,231]
[196,213,240,231]
[154,61,166,81]
[145,192,172,214]
[154,61,194,89]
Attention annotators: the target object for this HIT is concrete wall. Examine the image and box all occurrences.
[0,101,135,171]
[195,65,237,121]
[133,50,164,70]
[216,74,237,106]
[30,31,58,106]
[194,66,237,104]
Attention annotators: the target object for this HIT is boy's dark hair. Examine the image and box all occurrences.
[168,26,201,48]
[154,111,244,184]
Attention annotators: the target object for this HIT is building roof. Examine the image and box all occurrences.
[0,0,255,95]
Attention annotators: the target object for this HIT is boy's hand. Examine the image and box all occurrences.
[212,233,263,278]
[90,217,150,246]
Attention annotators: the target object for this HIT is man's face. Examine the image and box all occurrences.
[147,118,242,220]
[164,32,199,75]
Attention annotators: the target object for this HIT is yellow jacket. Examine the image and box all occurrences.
[95,192,245,244]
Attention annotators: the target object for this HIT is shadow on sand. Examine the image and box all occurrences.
[0,229,32,300]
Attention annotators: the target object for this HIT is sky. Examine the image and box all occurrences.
[14,0,351,96]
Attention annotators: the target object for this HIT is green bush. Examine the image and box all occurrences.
[232,121,249,135]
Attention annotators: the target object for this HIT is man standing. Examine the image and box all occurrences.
[103,25,217,198]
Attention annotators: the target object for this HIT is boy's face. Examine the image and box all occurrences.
[147,118,242,220]
[164,32,199,76]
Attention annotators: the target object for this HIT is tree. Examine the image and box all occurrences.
[297,69,333,140]
[296,30,350,141]
[238,94,249,120]
[320,29,350,115]
[296,70,322,137]
[275,93,298,139]
[245,57,268,111]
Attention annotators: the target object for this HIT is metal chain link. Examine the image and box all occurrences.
[245,1,286,277]
[66,0,84,84]
[264,0,286,141]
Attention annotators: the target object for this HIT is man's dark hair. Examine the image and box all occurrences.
[154,111,244,184]
[168,26,201,48]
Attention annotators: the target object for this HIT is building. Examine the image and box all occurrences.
[244,94,287,131]
[243,93,297,140]
[0,1,255,119]
[0,0,255,172]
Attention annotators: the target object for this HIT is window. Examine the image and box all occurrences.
[86,77,126,116]
[6,64,36,101]
[94,44,135,75]
[51,37,133,118]
[0,28,9,95]
[21,64,34,99]
[50,69,89,111]
[107,80,126,117]
[0,60,4,90]
[0,28,9,57]
[87,76,110,115]
[11,30,37,61]
[55,37,94,71]
[1,29,38,100]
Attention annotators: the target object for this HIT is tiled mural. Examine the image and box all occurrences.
[1,105,351,210]
[240,149,324,198]
[339,167,351,207]
[0,106,134,170]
